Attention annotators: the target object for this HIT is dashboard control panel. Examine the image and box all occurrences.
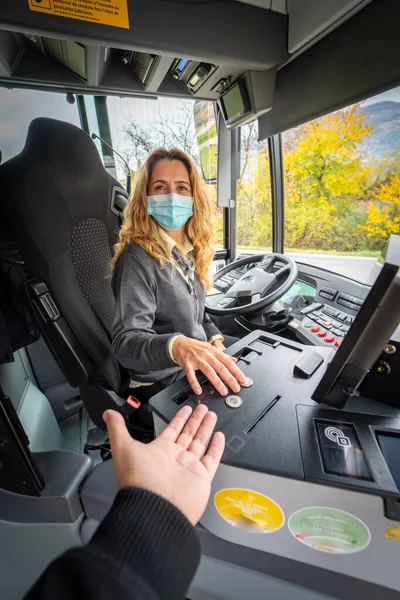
[318,286,337,301]
[336,292,364,312]
[318,286,364,313]
[296,302,356,349]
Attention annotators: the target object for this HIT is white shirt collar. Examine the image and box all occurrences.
[160,228,194,256]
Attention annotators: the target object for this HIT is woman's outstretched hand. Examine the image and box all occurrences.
[104,404,225,526]
[171,336,247,395]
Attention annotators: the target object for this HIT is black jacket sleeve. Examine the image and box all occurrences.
[24,487,201,600]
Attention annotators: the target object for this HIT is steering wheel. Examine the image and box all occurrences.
[205,253,298,316]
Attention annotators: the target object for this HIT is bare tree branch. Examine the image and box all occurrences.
[123,100,202,171]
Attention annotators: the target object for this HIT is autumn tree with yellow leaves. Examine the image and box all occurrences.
[282,104,373,250]
[235,102,400,253]
[362,173,400,243]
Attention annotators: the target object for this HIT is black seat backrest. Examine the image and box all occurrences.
[0,117,128,393]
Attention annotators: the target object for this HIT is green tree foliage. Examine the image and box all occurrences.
[236,104,400,254]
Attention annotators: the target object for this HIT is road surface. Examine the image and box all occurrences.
[286,252,381,284]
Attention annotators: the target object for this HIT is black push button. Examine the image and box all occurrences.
[311,310,323,319]
[322,306,336,317]
[215,280,230,291]
[315,420,372,481]
[319,287,338,300]
[293,350,324,379]
[331,328,343,336]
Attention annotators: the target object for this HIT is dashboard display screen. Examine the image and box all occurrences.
[222,84,244,119]
[376,431,400,490]
[277,280,316,308]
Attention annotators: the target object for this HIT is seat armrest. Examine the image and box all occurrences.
[26,279,93,387]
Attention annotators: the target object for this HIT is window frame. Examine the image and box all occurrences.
[268,134,285,254]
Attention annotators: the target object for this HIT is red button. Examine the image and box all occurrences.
[311,326,320,333]
[322,321,332,327]
[335,339,342,347]
[325,335,335,343]
[318,330,327,337]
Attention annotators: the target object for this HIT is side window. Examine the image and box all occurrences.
[194,101,222,250]
[282,86,400,284]
[83,96,103,158]
[106,96,223,248]
[237,121,272,251]
[0,88,80,163]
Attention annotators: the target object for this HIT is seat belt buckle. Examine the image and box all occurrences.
[123,395,141,415]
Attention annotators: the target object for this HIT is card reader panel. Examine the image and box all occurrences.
[297,405,400,516]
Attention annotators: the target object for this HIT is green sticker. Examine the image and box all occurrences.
[288,507,371,554]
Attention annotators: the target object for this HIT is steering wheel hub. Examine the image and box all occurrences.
[206,253,298,317]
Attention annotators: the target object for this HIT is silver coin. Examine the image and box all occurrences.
[225,395,243,408]
[241,377,254,388]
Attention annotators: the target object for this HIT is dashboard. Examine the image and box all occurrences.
[210,257,372,352]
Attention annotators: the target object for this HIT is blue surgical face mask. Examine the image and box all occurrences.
[147,192,193,231]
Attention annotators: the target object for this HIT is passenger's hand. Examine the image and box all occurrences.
[171,336,246,396]
[104,405,225,526]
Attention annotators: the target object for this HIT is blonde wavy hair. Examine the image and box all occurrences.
[113,148,215,289]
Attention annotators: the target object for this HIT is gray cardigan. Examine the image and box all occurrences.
[111,243,221,383]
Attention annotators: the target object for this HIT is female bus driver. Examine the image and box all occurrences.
[111,148,246,400]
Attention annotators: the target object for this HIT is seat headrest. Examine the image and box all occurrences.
[21,116,105,179]
[0,117,118,264]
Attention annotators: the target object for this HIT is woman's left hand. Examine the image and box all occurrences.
[212,340,226,352]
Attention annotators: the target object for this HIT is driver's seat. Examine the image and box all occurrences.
[0,117,137,429]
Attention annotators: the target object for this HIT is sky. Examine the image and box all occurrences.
[0,88,81,163]
[362,87,400,106]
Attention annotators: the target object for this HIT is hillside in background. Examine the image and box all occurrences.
[361,101,400,158]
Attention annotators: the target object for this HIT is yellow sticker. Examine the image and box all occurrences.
[214,488,284,533]
[385,526,400,540]
[28,0,130,29]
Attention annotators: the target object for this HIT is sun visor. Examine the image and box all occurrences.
[258,0,400,140]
